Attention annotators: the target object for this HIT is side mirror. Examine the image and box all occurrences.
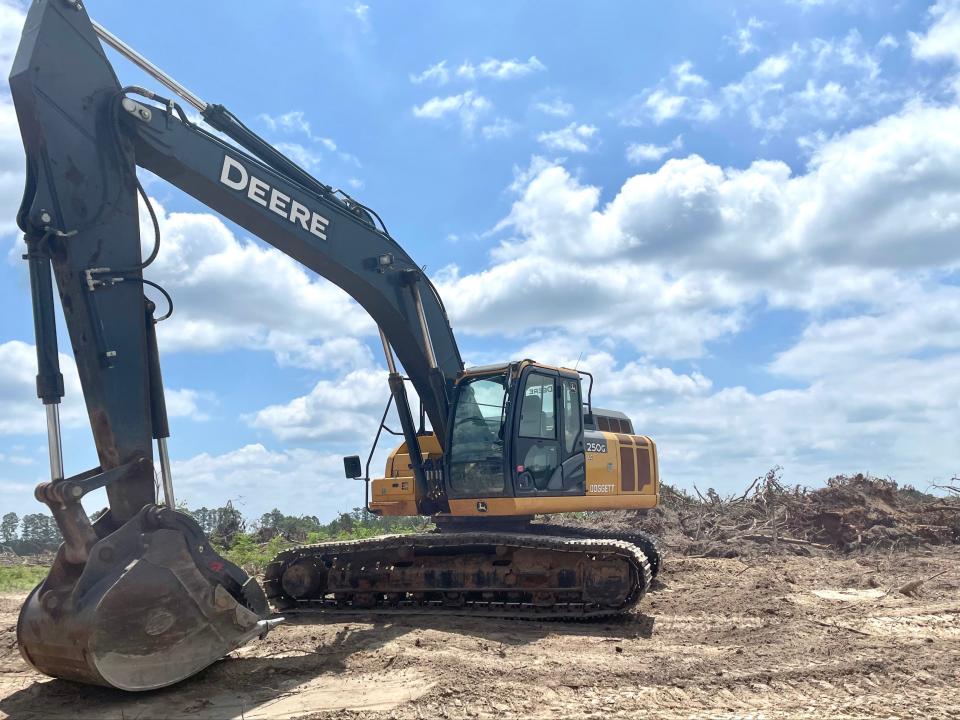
[343,455,362,479]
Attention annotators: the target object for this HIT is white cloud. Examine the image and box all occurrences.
[438,104,960,360]
[622,27,893,136]
[615,105,960,269]
[638,355,960,493]
[0,340,85,436]
[721,290,960,483]
[0,345,250,438]
[436,254,745,359]
[785,0,847,7]
[617,68,717,127]
[247,367,388,442]
[259,110,312,136]
[724,53,792,107]
[258,111,358,169]
[810,30,880,80]
[769,288,960,380]
[480,279,952,494]
[141,199,376,365]
[4,0,960,504]
[533,98,574,117]
[693,99,721,123]
[0,98,24,237]
[349,2,371,29]
[718,31,893,135]
[513,336,713,400]
[171,443,366,519]
[727,16,767,55]
[412,56,546,85]
[456,56,546,81]
[536,122,598,153]
[626,134,683,164]
[0,1,26,237]
[877,34,899,51]
[795,79,850,119]
[505,155,556,194]
[642,90,687,124]
[270,335,374,372]
[412,91,492,133]
[410,60,450,85]
[480,117,519,140]
[671,61,707,90]
[496,303,960,491]
[910,0,960,65]
[165,388,211,422]
[0,2,24,75]
[0,453,34,466]
[273,141,322,170]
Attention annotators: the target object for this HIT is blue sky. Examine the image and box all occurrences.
[0,0,958,521]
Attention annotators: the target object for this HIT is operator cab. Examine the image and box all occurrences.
[445,360,586,499]
[364,359,659,518]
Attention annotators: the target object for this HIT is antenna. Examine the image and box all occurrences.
[573,351,584,370]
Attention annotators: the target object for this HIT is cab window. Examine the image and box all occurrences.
[518,374,555,439]
[448,374,509,495]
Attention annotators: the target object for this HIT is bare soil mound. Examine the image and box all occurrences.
[564,472,960,558]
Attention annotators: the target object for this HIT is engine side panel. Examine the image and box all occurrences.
[583,431,659,496]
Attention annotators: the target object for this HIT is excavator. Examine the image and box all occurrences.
[10,0,662,692]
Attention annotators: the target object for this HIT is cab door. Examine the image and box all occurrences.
[513,369,561,493]
[513,368,586,495]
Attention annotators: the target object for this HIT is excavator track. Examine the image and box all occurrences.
[264,532,650,620]
[525,524,664,579]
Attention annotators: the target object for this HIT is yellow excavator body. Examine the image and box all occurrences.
[369,431,660,517]
[369,359,660,519]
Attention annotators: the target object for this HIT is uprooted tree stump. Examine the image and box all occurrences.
[555,470,960,557]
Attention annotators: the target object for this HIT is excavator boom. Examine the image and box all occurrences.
[10,0,461,689]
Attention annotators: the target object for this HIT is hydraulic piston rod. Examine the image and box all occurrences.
[379,328,398,374]
[92,18,334,202]
[376,326,429,507]
[45,404,64,482]
[410,280,439,370]
[157,437,175,508]
[91,20,208,112]
[24,232,65,482]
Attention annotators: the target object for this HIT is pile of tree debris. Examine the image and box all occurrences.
[577,470,960,557]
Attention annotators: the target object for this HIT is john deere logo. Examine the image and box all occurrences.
[476,501,488,512]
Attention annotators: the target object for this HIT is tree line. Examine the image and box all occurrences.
[0,503,425,555]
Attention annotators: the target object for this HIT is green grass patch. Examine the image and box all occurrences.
[219,534,290,575]
[218,523,427,575]
[0,565,48,592]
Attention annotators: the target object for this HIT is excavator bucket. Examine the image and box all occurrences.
[10,1,279,689]
[18,506,276,690]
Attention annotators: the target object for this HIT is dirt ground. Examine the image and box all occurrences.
[0,548,957,720]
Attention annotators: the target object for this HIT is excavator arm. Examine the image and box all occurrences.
[133,96,463,442]
[10,0,462,690]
